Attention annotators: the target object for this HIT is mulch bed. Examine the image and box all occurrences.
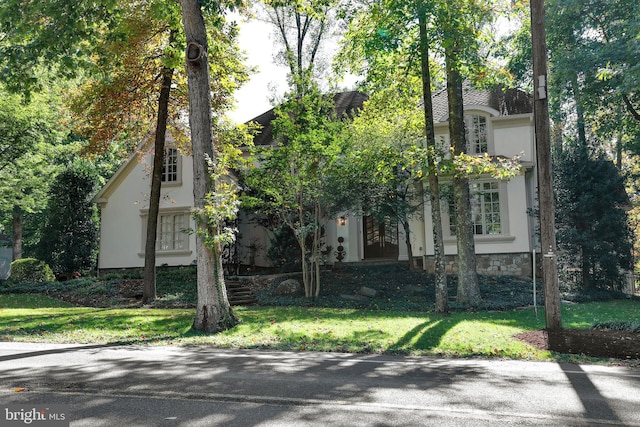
[514,329,640,360]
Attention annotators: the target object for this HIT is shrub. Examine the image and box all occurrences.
[554,146,633,291]
[33,161,99,275]
[9,258,56,283]
[266,224,303,273]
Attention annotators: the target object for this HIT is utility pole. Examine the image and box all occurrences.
[530,0,562,330]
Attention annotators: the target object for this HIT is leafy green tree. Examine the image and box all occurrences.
[243,0,349,298]
[546,0,640,151]
[340,0,515,310]
[0,0,119,94]
[66,1,244,303]
[68,1,246,303]
[505,0,639,293]
[1,0,248,332]
[554,143,633,290]
[435,0,506,307]
[245,89,346,298]
[260,0,343,96]
[0,85,67,261]
[339,0,450,312]
[67,1,186,303]
[2,1,177,299]
[344,81,426,272]
[505,1,640,159]
[34,162,100,275]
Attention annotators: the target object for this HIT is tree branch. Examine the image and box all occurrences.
[622,94,640,122]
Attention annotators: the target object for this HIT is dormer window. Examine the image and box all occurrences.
[465,114,488,154]
[162,148,179,183]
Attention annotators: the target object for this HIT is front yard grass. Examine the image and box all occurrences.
[1,293,637,364]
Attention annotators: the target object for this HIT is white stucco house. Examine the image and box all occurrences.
[94,87,538,277]
[93,132,199,273]
[422,84,537,276]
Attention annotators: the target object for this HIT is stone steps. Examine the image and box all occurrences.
[226,280,258,306]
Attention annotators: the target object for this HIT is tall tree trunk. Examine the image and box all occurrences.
[581,244,592,289]
[616,133,622,170]
[402,219,416,272]
[418,8,448,314]
[180,0,238,333]
[143,58,175,304]
[621,94,640,123]
[571,77,588,148]
[295,197,312,297]
[11,210,22,261]
[446,50,481,307]
[552,123,563,153]
[314,201,321,298]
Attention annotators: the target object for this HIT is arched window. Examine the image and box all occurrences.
[465,114,488,154]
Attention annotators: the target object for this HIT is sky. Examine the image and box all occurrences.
[227,15,360,124]
[227,17,289,124]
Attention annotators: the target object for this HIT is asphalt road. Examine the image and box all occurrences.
[1,342,639,426]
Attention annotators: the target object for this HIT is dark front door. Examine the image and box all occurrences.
[363,216,399,259]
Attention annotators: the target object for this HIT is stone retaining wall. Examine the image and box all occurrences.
[422,252,540,277]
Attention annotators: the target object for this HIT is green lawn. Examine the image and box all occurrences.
[1,293,637,363]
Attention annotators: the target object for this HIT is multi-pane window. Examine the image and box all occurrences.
[447,181,501,236]
[470,182,501,235]
[157,213,188,251]
[465,114,488,154]
[162,148,179,183]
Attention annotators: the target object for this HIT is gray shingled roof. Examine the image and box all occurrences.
[247,85,531,145]
[246,91,369,146]
[431,82,533,122]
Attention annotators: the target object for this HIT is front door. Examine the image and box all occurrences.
[363,216,399,259]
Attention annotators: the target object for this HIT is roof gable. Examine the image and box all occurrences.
[431,83,533,122]
[93,131,180,205]
[247,90,369,146]
[92,134,153,205]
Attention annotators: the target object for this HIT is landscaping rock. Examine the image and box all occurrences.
[274,279,303,296]
[358,286,377,298]
[404,285,425,296]
[340,294,371,303]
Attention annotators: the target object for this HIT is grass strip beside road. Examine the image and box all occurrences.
[0,294,637,363]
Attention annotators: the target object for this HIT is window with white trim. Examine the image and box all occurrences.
[162,148,179,183]
[470,181,501,235]
[465,114,488,154]
[157,212,188,251]
[446,181,502,236]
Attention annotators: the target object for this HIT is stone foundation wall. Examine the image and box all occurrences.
[423,252,540,277]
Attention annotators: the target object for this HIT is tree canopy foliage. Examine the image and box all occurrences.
[0,83,71,258]
[495,0,638,287]
[554,144,633,290]
[0,0,119,94]
[546,0,640,151]
[244,88,347,298]
[337,0,518,309]
[241,0,352,298]
[261,0,345,95]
